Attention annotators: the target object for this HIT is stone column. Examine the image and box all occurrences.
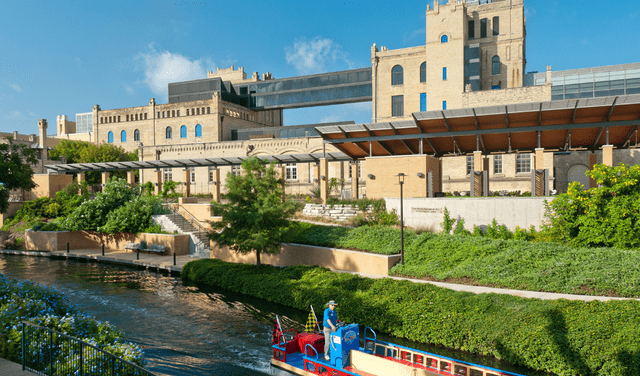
[211,168,221,202]
[155,169,163,195]
[127,171,136,187]
[77,173,85,195]
[535,148,545,170]
[602,145,614,167]
[101,172,109,193]
[351,162,359,199]
[182,168,191,197]
[319,158,329,204]
[589,153,598,188]
[471,151,483,197]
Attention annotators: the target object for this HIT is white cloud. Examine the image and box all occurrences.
[285,37,353,75]
[5,110,22,119]
[8,84,22,92]
[136,44,213,100]
[524,7,536,18]
[125,84,135,95]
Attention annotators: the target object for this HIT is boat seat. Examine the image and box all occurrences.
[297,333,324,356]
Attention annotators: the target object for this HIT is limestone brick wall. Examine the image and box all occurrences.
[372,45,426,122]
[363,155,440,199]
[302,204,370,222]
[31,174,73,199]
[462,85,552,108]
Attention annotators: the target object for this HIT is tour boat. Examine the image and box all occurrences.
[271,315,526,376]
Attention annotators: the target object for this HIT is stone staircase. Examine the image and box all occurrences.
[153,207,210,258]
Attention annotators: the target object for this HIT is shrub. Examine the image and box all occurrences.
[182,259,640,376]
[100,195,162,234]
[441,207,454,234]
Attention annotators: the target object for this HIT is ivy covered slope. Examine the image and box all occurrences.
[0,274,147,367]
[182,259,640,376]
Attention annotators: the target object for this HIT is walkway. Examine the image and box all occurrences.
[0,249,632,302]
[0,358,38,376]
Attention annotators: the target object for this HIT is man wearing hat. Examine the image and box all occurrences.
[323,300,339,360]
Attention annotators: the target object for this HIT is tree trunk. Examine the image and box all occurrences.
[256,249,261,266]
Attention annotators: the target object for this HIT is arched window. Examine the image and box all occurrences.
[441,35,448,43]
[180,125,187,138]
[120,130,126,143]
[420,62,426,83]
[391,65,403,85]
[134,129,140,142]
[108,131,113,143]
[166,127,172,139]
[492,56,500,75]
[195,124,202,137]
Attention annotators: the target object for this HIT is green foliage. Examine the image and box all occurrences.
[208,157,297,265]
[285,221,410,255]
[441,207,454,234]
[141,181,155,196]
[160,180,181,197]
[182,258,640,376]
[0,274,147,368]
[326,198,398,226]
[63,178,138,232]
[0,138,38,213]
[544,163,640,249]
[101,195,162,234]
[453,218,471,236]
[328,177,343,195]
[50,140,138,184]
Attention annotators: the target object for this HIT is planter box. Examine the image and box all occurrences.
[25,230,191,255]
[209,242,400,276]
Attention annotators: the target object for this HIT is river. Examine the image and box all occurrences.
[0,254,547,376]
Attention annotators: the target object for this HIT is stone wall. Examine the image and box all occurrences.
[302,204,369,222]
[461,84,551,108]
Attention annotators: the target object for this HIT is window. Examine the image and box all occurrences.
[172,110,175,117]
[516,154,531,173]
[443,67,447,80]
[180,125,187,138]
[108,131,113,143]
[285,163,297,180]
[195,124,202,137]
[391,65,403,85]
[494,155,503,174]
[443,101,447,110]
[134,129,140,142]
[420,93,427,112]
[166,127,172,139]
[176,110,180,117]
[493,16,499,35]
[190,168,196,183]
[207,107,211,114]
[466,155,474,175]
[420,62,426,83]
[208,166,216,183]
[163,168,172,182]
[492,56,500,75]
[392,95,404,117]
[121,130,126,143]
[441,35,448,43]
[480,18,487,38]
[468,20,475,39]
[232,165,241,176]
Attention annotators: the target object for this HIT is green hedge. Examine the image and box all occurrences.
[285,222,412,255]
[182,259,640,376]
[390,232,640,298]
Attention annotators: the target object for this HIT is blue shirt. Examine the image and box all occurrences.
[323,307,337,329]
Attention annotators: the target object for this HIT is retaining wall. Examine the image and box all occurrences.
[209,242,400,276]
[302,204,370,222]
[25,230,191,255]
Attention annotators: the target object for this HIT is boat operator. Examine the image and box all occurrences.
[323,300,338,360]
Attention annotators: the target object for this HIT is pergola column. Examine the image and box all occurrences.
[589,153,598,188]
[602,145,614,167]
[77,173,85,195]
[211,168,221,203]
[319,158,329,204]
[182,168,191,197]
[535,148,545,170]
[470,151,483,197]
[155,169,162,195]
[101,172,109,193]
[126,170,135,187]
[351,162,359,199]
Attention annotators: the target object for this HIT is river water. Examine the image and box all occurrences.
[0,254,547,376]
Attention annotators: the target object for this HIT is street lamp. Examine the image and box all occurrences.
[396,173,406,265]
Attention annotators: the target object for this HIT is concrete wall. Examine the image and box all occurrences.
[25,230,191,255]
[209,243,400,276]
[385,197,548,232]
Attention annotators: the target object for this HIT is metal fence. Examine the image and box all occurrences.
[21,321,155,376]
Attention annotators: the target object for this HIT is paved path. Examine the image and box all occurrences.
[0,357,38,375]
[0,249,633,302]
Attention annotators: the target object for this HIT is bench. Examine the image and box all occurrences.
[124,243,141,251]
[124,243,166,254]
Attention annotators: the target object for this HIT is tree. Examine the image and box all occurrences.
[0,138,38,213]
[208,157,296,266]
[50,140,138,184]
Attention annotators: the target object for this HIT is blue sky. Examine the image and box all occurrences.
[1,0,638,135]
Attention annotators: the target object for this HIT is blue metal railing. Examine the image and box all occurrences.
[21,321,155,376]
